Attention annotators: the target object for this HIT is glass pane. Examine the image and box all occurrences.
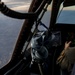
[56,5,75,24]
[0,0,31,68]
[0,0,52,68]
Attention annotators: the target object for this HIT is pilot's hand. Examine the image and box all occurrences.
[64,41,71,50]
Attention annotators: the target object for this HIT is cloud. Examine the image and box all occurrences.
[2,0,31,2]
[11,4,30,12]
[3,1,31,12]
[63,6,75,10]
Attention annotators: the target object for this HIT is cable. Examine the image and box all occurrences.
[0,2,36,19]
[0,0,49,19]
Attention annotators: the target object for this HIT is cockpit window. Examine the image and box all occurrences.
[56,4,75,24]
[0,0,52,68]
[0,0,31,68]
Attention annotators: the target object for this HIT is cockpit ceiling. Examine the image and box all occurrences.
[63,0,75,7]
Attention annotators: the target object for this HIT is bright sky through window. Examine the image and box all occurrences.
[1,0,31,12]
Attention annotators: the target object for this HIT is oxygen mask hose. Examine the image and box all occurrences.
[0,2,36,19]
